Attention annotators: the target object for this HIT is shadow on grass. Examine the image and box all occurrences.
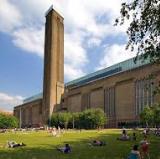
[0,130,160,159]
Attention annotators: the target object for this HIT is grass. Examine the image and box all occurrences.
[0,129,160,159]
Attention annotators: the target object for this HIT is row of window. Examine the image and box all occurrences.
[80,79,154,117]
[104,87,115,117]
[135,79,154,115]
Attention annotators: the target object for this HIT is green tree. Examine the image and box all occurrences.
[153,104,160,126]
[92,108,107,128]
[50,113,59,127]
[7,115,19,128]
[58,112,72,129]
[50,112,72,129]
[71,112,82,129]
[50,109,107,129]
[0,114,6,128]
[0,113,18,128]
[116,0,160,63]
[140,106,154,126]
[79,108,107,129]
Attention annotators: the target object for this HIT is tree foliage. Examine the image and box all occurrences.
[79,108,107,129]
[140,106,154,126]
[116,0,160,63]
[50,112,72,129]
[0,113,18,129]
[77,108,107,129]
[50,108,107,129]
[153,103,160,126]
[140,104,160,126]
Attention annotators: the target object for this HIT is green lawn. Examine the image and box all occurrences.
[0,129,160,159]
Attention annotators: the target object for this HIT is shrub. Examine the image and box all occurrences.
[140,106,154,127]
[50,112,72,128]
[153,104,160,127]
[79,108,107,129]
[50,108,107,129]
[0,113,18,129]
[92,108,107,128]
[58,112,72,129]
[140,103,160,127]
[69,112,82,129]
[50,113,59,128]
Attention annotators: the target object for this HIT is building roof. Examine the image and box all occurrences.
[23,93,42,104]
[23,57,150,104]
[65,57,150,88]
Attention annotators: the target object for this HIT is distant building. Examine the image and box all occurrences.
[14,6,160,128]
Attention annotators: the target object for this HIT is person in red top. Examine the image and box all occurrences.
[140,136,150,159]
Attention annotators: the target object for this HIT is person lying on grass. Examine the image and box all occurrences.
[127,144,142,159]
[7,141,26,148]
[89,140,106,146]
[57,143,71,153]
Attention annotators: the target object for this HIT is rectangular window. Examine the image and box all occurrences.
[104,87,115,117]
[81,93,90,110]
[135,79,154,115]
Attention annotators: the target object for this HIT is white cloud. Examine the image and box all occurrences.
[97,44,136,70]
[0,0,22,32]
[13,27,44,57]
[0,92,24,111]
[64,64,85,81]
[87,37,101,47]
[0,0,130,81]
[64,33,88,67]
[64,32,88,81]
[11,0,53,24]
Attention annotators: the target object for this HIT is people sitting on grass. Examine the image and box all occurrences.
[7,141,26,148]
[48,127,61,137]
[90,140,106,146]
[117,129,130,141]
[57,144,71,154]
[155,128,160,136]
[117,134,130,141]
[127,144,142,159]
[140,136,150,159]
[132,132,137,141]
[122,127,127,136]
[143,128,150,136]
[143,128,147,136]
[51,127,57,137]
[0,129,6,133]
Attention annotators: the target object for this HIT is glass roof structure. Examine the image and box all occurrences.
[23,57,150,104]
[65,57,150,87]
[23,93,43,104]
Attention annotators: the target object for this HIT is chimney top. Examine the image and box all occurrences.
[45,5,64,19]
[45,5,53,17]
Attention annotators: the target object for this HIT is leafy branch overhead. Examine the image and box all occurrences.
[115,0,160,63]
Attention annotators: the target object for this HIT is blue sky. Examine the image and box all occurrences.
[0,0,136,111]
